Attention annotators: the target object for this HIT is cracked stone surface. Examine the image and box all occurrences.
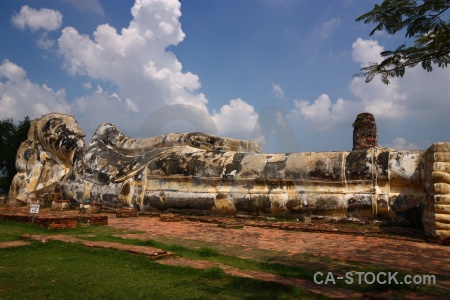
[7,113,450,241]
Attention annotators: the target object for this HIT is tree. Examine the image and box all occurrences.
[354,0,450,84]
[0,116,31,194]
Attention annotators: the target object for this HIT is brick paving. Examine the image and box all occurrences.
[21,234,171,259]
[108,213,450,299]
[107,215,450,276]
[1,206,450,299]
[0,240,29,249]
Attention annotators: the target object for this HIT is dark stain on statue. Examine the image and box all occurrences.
[56,132,78,154]
[121,182,130,196]
[234,153,246,173]
[187,157,207,176]
[347,196,372,212]
[312,197,340,215]
[376,150,390,179]
[264,161,286,180]
[345,150,372,180]
[42,118,60,133]
[100,194,121,207]
[395,206,422,224]
[114,160,140,182]
[223,153,246,176]
[24,148,34,161]
[152,152,185,176]
[310,160,327,180]
[73,148,85,163]
[97,172,111,184]
[235,195,271,215]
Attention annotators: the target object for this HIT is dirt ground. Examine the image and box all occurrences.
[1,205,449,299]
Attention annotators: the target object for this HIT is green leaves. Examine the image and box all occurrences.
[355,0,450,84]
[0,116,30,193]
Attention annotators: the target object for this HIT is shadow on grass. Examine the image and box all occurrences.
[0,240,322,299]
[1,219,447,297]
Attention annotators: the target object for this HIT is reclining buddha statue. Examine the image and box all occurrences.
[8,112,450,243]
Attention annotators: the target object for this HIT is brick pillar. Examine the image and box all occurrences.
[422,142,450,244]
[352,113,377,150]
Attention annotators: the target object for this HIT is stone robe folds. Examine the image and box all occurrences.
[8,113,450,242]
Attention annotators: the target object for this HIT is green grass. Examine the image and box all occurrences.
[198,246,221,257]
[0,219,57,242]
[1,219,448,297]
[0,220,324,299]
[203,267,226,280]
[0,240,322,300]
[78,234,448,294]
[0,219,141,242]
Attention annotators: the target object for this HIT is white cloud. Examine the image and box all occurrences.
[55,0,258,139]
[383,138,420,150]
[0,60,70,120]
[352,38,383,66]
[125,98,139,112]
[350,38,450,124]
[0,59,26,81]
[212,98,259,139]
[72,93,130,138]
[110,93,121,103]
[55,0,202,135]
[57,0,194,111]
[36,33,55,49]
[320,17,341,38]
[349,76,408,120]
[271,82,286,100]
[95,84,103,94]
[288,94,361,130]
[350,38,408,121]
[3,1,261,142]
[272,110,297,141]
[42,84,66,98]
[287,37,450,151]
[286,41,409,136]
[285,37,445,140]
[12,5,62,32]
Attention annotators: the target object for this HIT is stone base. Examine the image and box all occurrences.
[116,207,138,218]
[217,222,244,229]
[51,200,72,211]
[79,203,102,214]
[78,215,108,225]
[160,214,184,222]
[6,198,23,207]
[46,217,78,229]
[0,212,77,229]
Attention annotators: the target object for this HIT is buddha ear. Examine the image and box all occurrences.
[14,119,39,173]
[27,119,39,143]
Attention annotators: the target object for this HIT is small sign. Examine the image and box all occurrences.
[30,204,40,214]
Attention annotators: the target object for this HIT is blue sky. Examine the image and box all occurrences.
[1,0,449,153]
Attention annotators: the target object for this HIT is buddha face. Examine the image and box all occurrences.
[36,113,86,163]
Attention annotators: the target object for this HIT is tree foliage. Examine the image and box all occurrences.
[0,116,31,194]
[355,0,450,84]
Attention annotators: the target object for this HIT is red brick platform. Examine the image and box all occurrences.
[0,207,108,229]
[2,205,450,299]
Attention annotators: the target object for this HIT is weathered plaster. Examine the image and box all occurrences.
[8,113,450,242]
[422,143,450,241]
